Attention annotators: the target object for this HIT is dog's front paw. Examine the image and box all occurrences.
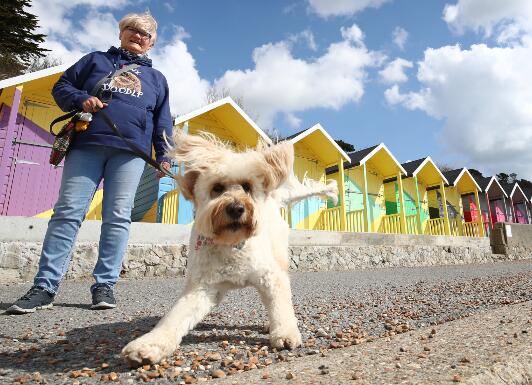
[270,325,302,350]
[122,332,175,367]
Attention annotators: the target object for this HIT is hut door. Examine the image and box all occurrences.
[462,195,478,222]
[490,200,506,223]
[514,204,526,224]
[3,99,63,216]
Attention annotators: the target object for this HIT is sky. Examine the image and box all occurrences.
[28,0,532,179]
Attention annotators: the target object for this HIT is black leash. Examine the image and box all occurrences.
[98,109,176,179]
[49,109,175,179]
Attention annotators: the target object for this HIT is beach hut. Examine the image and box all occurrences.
[472,175,509,234]
[285,124,350,231]
[326,143,407,233]
[400,157,450,235]
[502,183,530,224]
[442,168,484,237]
[0,65,104,219]
[137,97,271,224]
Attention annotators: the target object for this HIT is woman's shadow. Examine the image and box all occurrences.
[0,315,268,376]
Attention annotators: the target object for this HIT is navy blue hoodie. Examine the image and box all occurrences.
[52,46,172,163]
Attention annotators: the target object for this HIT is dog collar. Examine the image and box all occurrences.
[194,234,245,250]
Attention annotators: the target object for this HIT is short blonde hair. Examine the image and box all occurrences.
[119,12,158,44]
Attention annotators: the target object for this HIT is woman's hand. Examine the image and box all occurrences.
[156,162,171,179]
[82,96,108,113]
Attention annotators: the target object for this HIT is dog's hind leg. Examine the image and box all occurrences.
[122,286,222,366]
[255,272,302,350]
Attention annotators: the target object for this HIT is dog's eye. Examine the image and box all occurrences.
[241,182,252,193]
[212,183,225,194]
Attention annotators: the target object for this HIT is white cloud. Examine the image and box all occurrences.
[443,0,532,43]
[29,1,128,63]
[341,24,365,46]
[288,30,318,51]
[307,0,391,17]
[213,23,382,129]
[27,2,210,116]
[284,112,302,128]
[379,58,413,84]
[150,31,210,116]
[74,11,121,50]
[392,26,408,50]
[386,43,532,179]
[163,3,175,13]
[30,0,128,36]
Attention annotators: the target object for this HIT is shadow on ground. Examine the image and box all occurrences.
[0,315,268,376]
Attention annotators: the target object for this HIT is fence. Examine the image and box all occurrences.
[160,190,180,224]
[346,209,364,232]
[315,207,342,231]
[426,218,446,236]
[406,214,418,235]
[463,221,481,237]
[379,214,401,234]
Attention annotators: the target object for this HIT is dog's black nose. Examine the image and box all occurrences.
[226,202,245,219]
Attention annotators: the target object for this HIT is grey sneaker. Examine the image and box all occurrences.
[6,286,54,314]
[91,284,116,310]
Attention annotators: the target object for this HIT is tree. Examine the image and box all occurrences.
[335,139,355,153]
[0,0,49,80]
[437,163,455,173]
[24,55,62,73]
[497,172,510,184]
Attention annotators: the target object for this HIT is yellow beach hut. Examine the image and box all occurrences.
[442,168,484,237]
[140,97,271,224]
[400,157,450,235]
[326,143,407,233]
[285,124,350,231]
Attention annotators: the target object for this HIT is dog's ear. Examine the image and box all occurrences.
[176,171,199,201]
[261,141,294,191]
[166,129,226,172]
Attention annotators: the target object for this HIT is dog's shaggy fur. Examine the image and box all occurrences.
[122,131,338,366]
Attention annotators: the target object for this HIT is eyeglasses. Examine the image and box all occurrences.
[124,26,151,41]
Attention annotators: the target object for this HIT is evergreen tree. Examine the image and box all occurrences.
[0,0,49,79]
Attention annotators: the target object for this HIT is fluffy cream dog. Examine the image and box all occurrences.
[122,130,337,366]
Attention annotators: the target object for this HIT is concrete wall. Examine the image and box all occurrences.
[490,222,532,257]
[0,217,530,283]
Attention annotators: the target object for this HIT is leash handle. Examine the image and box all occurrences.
[49,111,78,136]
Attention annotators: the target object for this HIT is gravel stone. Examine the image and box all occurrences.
[0,261,530,385]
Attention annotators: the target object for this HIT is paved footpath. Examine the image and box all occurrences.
[0,261,530,385]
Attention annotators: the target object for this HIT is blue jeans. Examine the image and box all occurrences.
[34,145,145,294]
